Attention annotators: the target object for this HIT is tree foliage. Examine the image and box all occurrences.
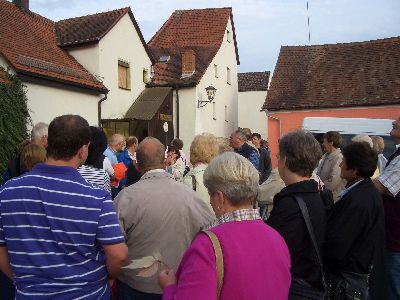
[0,72,31,182]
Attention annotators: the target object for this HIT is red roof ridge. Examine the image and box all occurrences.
[57,7,129,23]
[281,36,400,49]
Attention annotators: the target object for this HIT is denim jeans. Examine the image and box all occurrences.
[387,251,400,300]
[0,270,14,300]
[117,280,162,300]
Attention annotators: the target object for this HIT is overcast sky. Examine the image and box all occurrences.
[29,0,400,73]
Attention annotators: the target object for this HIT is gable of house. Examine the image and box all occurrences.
[0,0,105,92]
[148,7,240,87]
[263,36,400,112]
[55,7,154,64]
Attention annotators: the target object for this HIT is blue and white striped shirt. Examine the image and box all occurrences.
[0,163,125,299]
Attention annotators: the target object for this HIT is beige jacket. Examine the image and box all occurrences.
[182,163,214,215]
[114,170,214,294]
[317,148,346,201]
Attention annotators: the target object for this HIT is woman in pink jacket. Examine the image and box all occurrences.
[159,152,291,300]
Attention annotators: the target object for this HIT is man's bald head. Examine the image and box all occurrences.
[136,137,165,172]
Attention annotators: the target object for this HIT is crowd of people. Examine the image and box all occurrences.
[0,113,399,300]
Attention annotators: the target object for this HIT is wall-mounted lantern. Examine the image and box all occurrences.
[198,85,217,108]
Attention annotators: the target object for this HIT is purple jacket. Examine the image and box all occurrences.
[163,220,291,300]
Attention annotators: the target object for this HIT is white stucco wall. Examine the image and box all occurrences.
[197,17,238,137]
[1,54,100,128]
[25,82,101,126]
[68,43,100,76]
[97,14,152,119]
[238,90,268,139]
[173,88,197,156]
[175,17,239,156]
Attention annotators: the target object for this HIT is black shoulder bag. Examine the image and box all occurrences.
[288,195,328,300]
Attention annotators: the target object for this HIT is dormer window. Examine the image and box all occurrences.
[118,60,130,90]
[227,30,231,43]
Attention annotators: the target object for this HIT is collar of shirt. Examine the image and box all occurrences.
[338,178,364,200]
[203,208,261,230]
[145,169,166,175]
[108,146,117,155]
[127,150,135,161]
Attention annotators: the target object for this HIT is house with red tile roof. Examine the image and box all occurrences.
[262,36,400,167]
[142,7,240,152]
[1,0,154,129]
[0,0,107,125]
[55,6,153,131]
[238,71,270,139]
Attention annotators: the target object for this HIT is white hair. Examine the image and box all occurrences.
[352,134,373,148]
[204,152,259,206]
[31,122,48,142]
[109,133,124,146]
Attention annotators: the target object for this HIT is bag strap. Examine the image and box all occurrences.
[190,175,197,191]
[202,230,224,299]
[292,195,328,293]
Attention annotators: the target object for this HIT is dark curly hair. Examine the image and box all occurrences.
[342,142,378,178]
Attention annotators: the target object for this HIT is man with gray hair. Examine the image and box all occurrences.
[114,137,214,300]
[2,122,48,183]
[229,129,259,169]
[104,133,125,165]
[30,122,49,148]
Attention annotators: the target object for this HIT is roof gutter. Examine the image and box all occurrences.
[17,70,107,93]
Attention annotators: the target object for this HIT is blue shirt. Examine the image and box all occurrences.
[103,147,118,165]
[0,163,125,299]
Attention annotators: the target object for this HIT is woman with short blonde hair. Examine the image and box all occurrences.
[183,133,220,213]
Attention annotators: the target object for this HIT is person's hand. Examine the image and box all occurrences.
[158,268,176,290]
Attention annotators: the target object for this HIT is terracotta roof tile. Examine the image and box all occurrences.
[56,8,129,46]
[238,71,270,92]
[263,37,400,111]
[0,0,106,92]
[148,7,239,87]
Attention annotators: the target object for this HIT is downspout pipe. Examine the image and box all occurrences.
[98,92,108,128]
[175,87,180,138]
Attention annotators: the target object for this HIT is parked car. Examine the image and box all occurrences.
[302,117,395,157]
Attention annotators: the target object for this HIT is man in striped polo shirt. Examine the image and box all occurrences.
[0,115,128,299]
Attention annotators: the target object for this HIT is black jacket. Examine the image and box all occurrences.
[267,180,327,289]
[259,148,272,184]
[324,178,386,299]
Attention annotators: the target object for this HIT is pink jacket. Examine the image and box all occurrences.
[163,220,291,300]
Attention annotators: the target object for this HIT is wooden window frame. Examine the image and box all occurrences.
[118,60,131,90]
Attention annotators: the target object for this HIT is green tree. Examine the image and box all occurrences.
[0,72,31,182]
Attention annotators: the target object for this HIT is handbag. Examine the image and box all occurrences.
[203,230,224,299]
[327,269,370,300]
[288,195,328,300]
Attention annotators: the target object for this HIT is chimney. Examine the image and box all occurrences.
[181,50,195,77]
[13,0,29,12]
